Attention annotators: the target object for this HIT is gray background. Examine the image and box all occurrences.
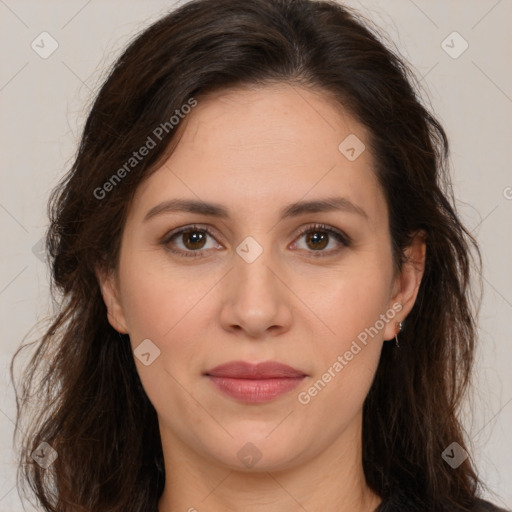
[1,0,511,510]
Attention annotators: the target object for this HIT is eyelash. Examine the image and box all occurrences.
[161,223,351,259]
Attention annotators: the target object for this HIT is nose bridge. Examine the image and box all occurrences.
[219,233,292,336]
[233,233,280,302]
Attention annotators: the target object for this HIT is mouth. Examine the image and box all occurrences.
[204,361,307,404]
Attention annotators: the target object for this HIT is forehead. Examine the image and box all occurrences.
[127,84,387,227]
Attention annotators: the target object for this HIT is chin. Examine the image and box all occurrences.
[200,430,309,473]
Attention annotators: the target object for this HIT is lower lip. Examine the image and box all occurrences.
[207,376,305,404]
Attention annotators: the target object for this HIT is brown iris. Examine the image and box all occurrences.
[181,230,207,250]
[305,230,329,250]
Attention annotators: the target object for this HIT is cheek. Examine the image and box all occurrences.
[117,259,208,415]
[300,263,393,346]
[294,273,389,413]
[120,269,173,342]
[295,263,392,399]
[118,245,212,342]
[117,250,218,392]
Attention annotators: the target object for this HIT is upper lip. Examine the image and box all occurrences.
[205,361,306,379]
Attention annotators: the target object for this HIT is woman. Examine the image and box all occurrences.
[10,0,509,511]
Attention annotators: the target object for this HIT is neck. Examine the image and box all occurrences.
[157,414,381,512]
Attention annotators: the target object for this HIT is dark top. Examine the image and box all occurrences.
[376,495,510,512]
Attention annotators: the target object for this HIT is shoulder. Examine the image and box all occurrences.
[471,498,511,512]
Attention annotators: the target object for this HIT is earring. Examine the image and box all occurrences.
[394,321,403,348]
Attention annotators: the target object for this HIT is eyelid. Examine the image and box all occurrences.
[160,222,351,257]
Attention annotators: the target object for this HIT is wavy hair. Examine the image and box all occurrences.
[11,0,483,510]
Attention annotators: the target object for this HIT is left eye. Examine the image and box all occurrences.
[292,224,350,255]
[162,223,349,258]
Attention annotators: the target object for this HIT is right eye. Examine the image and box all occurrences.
[162,225,223,258]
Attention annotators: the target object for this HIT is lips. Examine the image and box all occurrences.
[206,361,306,379]
[204,361,307,404]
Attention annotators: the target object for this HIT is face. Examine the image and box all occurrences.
[98,84,424,473]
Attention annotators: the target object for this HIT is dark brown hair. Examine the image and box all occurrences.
[11,0,484,510]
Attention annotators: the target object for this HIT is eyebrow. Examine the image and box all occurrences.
[143,196,368,222]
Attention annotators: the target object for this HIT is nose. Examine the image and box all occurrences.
[218,244,293,339]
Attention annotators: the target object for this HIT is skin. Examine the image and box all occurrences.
[97,83,425,512]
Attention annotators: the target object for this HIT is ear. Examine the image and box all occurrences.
[384,231,426,341]
[95,266,129,334]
